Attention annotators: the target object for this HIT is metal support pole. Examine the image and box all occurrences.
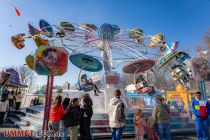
[99,41,112,111]
[42,75,54,140]
[198,81,207,99]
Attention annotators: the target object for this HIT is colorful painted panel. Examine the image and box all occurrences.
[11,33,25,49]
[34,46,68,76]
[98,23,114,41]
[191,56,210,81]
[123,59,155,74]
[69,53,103,72]
[6,68,20,85]
[39,19,54,37]
[28,23,39,36]
[25,54,35,70]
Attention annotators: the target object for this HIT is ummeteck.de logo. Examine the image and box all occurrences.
[4,130,34,137]
[4,130,64,137]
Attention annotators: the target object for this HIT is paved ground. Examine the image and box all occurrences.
[97,133,197,140]
[0,120,198,140]
[0,132,198,140]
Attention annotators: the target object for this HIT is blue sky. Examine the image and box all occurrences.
[0,0,210,86]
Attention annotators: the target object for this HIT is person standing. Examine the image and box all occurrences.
[192,91,210,140]
[0,99,9,125]
[1,86,9,102]
[48,95,64,140]
[61,97,70,140]
[179,100,185,113]
[108,89,127,140]
[152,95,170,140]
[67,98,81,140]
[8,91,14,111]
[133,109,146,140]
[33,97,39,105]
[79,94,93,140]
[15,92,22,110]
[146,117,159,140]
[166,99,171,107]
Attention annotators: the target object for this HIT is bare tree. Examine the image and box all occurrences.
[151,67,176,91]
[120,67,176,91]
[120,74,134,88]
[17,65,36,86]
[204,29,210,50]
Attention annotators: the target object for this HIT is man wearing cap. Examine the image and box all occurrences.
[152,95,171,140]
[192,91,210,140]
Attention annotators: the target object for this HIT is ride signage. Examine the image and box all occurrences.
[105,72,120,84]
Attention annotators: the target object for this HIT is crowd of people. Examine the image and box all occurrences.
[131,91,210,140]
[1,88,22,111]
[0,86,23,125]
[48,93,93,140]
[46,89,210,140]
[47,89,168,140]
[0,86,209,140]
[30,97,43,106]
[107,89,171,140]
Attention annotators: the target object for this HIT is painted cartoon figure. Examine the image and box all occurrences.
[149,33,164,48]
[34,47,68,76]
[11,33,25,49]
[191,57,210,81]
[129,28,144,43]
[42,48,58,69]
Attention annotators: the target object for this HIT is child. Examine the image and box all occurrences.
[133,109,146,140]
[146,117,159,140]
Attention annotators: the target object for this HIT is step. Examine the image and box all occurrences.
[26,106,44,115]
[7,114,21,122]
[19,116,42,127]
[6,116,21,125]
[25,112,43,119]
[7,106,197,138]
[8,110,26,116]
[171,127,195,133]
[11,112,195,131]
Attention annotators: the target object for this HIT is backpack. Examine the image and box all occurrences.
[63,106,81,127]
[116,102,126,123]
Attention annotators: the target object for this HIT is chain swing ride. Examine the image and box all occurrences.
[11,19,193,138]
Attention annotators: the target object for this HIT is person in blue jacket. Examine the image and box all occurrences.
[192,91,210,140]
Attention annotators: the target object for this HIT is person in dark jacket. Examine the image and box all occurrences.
[62,98,81,140]
[8,91,15,111]
[61,97,70,140]
[79,94,93,140]
[69,98,81,140]
[1,86,9,102]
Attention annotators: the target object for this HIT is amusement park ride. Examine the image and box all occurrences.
[11,20,195,138]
